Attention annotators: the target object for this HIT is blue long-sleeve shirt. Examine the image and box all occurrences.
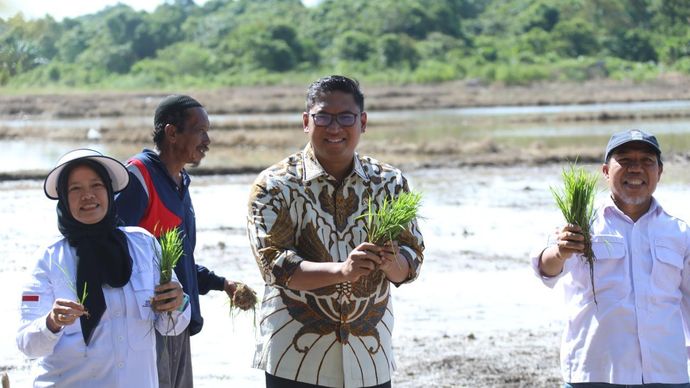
[115,149,225,335]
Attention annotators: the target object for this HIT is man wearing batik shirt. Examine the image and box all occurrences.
[247,75,424,388]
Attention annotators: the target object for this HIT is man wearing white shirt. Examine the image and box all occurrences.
[533,129,690,387]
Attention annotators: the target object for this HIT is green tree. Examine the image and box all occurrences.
[552,17,599,57]
[221,22,306,72]
[377,33,419,68]
[331,30,372,62]
[610,29,657,62]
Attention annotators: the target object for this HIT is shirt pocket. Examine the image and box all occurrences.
[52,319,86,358]
[651,238,684,302]
[128,269,157,351]
[579,234,627,304]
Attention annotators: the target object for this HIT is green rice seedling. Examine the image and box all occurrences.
[550,163,599,304]
[55,263,90,318]
[79,282,88,305]
[359,191,423,246]
[156,227,184,285]
[153,227,184,332]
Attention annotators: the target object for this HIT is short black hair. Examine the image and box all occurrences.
[306,75,364,112]
[152,95,203,149]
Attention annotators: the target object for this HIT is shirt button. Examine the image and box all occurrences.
[118,335,124,341]
[118,362,124,368]
[114,311,122,317]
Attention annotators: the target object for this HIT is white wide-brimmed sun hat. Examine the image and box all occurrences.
[44,148,129,199]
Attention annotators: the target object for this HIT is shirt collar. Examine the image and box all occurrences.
[302,143,368,182]
[143,148,191,189]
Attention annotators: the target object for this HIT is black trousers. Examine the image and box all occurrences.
[265,373,392,388]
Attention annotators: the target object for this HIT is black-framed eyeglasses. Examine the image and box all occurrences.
[310,112,359,127]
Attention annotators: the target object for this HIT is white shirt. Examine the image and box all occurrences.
[17,226,191,388]
[532,197,690,384]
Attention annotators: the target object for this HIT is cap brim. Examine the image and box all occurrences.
[44,155,129,199]
[605,139,661,162]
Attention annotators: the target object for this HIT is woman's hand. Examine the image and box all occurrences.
[46,298,85,333]
[152,281,185,313]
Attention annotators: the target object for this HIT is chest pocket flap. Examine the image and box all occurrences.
[129,269,155,321]
[654,238,685,269]
[591,234,625,260]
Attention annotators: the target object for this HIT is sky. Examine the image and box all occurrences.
[0,0,320,20]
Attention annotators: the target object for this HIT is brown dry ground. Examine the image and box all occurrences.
[3,76,690,118]
[394,329,561,387]
[3,77,690,181]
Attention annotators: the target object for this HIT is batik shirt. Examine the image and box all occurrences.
[247,144,424,388]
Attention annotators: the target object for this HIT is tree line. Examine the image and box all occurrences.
[1,0,689,89]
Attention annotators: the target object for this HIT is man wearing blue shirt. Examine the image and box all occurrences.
[116,95,239,388]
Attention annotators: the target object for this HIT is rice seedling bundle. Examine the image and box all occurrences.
[550,163,599,304]
[157,227,184,285]
[153,227,184,310]
[227,282,258,328]
[229,282,258,311]
[360,191,422,246]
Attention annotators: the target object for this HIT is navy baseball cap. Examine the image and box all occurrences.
[604,129,661,162]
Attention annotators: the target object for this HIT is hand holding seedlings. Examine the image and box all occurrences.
[152,281,184,313]
[340,242,383,282]
[47,298,86,333]
[228,281,258,312]
[378,241,410,279]
[546,163,599,304]
[553,224,586,260]
[223,279,237,300]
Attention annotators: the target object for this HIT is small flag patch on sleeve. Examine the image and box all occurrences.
[22,295,40,302]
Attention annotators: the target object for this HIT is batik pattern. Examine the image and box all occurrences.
[247,144,424,387]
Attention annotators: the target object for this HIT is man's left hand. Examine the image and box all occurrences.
[224,279,237,298]
[378,241,410,282]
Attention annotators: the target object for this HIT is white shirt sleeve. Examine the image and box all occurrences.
[529,244,566,288]
[680,230,690,348]
[16,247,64,358]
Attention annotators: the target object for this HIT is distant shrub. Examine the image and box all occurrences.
[411,60,459,83]
[494,63,550,85]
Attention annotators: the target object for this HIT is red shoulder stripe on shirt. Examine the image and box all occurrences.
[22,295,39,302]
[128,158,182,237]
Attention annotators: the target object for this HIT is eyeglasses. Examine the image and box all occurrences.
[310,112,359,127]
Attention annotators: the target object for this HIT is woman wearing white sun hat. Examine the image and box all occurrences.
[16,148,191,387]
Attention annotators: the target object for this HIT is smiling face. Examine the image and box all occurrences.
[603,141,662,217]
[302,90,367,178]
[170,106,211,167]
[67,165,109,224]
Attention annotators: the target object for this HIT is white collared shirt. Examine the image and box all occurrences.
[532,197,690,384]
[17,226,191,388]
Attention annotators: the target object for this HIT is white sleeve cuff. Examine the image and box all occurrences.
[529,247,563,288]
